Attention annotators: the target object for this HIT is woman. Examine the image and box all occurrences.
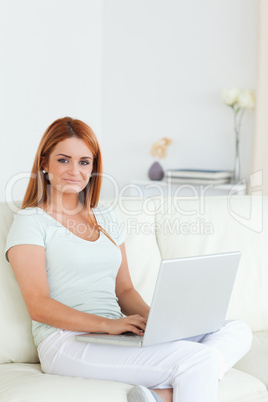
[5,117,252,402]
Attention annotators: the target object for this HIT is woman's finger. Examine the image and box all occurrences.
[127,317,146,331]
[130,314,147,325]
[127,325,144,336]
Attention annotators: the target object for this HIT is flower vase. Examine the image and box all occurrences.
[148,161,164,181]
[233,134,240,183]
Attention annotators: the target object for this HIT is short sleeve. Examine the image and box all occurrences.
[5,210,45,263]
[94,205,126,246]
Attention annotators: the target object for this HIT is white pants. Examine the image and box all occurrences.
[37,320,252,402]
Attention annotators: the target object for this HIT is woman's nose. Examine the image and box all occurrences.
[68,162,79,175]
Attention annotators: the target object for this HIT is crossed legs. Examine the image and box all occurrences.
[38,320,252,402]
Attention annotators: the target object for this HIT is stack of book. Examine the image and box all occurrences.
[165,169,233,185]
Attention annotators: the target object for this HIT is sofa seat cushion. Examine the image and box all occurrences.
[1,364,267,402]
[234,331,268,387]
[0,363,132,402]
[218,368,268,402]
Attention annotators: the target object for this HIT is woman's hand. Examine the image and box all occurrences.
[102,314,147,336]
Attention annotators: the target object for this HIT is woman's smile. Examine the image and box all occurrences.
[63,179,81,183]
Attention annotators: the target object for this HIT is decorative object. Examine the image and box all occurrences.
[148,161,164,181]
[148,137,172,180]
[222,88,255,183]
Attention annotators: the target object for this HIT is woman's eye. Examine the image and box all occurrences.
[57,159,90,166]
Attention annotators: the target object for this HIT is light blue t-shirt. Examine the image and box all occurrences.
[5,204,125,347]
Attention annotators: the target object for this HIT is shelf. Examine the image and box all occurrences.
[124,180,247,197]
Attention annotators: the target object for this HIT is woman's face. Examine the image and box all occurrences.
[43,137,94,195]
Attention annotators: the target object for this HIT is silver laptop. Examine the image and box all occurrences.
[75,252,240,347]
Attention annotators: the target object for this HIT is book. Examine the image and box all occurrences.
[166,169,233,180]
[164,177,231,185]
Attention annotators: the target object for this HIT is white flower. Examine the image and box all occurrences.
[238,90,255,109]
[221,88,240,106]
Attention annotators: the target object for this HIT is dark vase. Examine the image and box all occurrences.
[148,161,164,181]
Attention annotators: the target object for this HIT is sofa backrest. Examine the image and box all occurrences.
[152,196,268,333]
[0,202,39,364]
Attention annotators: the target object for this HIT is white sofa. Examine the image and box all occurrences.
[0,196,268,402]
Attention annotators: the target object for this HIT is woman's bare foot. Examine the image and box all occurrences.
[153,388,173,402]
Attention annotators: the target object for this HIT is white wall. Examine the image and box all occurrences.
[100,0,256,198]
[0,0,103,202]
[0,0,256,201]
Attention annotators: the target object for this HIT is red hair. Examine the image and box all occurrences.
[21,117,117,246]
